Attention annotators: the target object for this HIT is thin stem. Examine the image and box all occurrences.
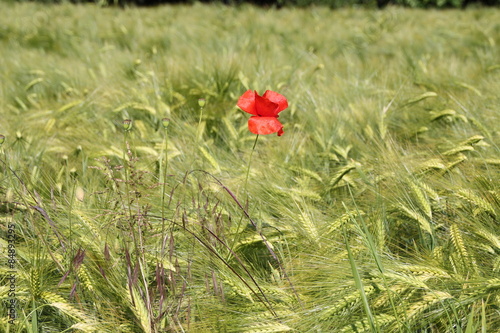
[123,124,154,327]
[342,219,377,333]
[197,105,204,142]
[68,178,76,257]
[122,129,140,257]
[242,134,259,202]
[123,131,133,224]
[160,125,169,256]
[230,134,259,253]
[189,169,302,306]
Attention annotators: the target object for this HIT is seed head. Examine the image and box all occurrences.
[123,119,132,131]
[162,117,170,129]
[198,98,206,108]
[0,134,5,145]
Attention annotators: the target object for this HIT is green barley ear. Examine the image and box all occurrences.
[483,158,500,166]
[449,224,476,273]
[413,178,439,201]
[42,291,100,326]
[429,109,456,122]
[459,135,484,146]
[222,116,238,141]
[29,268,41,299]
[326,210,365,235]
[456,189,496,216]
[198,146,220,172]
[442,145,474,156]
[404,91,438,106]
[407,179,432,220]
[243,321,293,332]
[320,286,376,320]
[128,286,152,333]
[396,203,433,234]
[339,314,395,333]
[475,227,500,250]
[444,153,467,172]
[417,158,446,174]
[407,291,453,320]
[289,166,323,183]
[77,264,95,293]
[296,204,319,243]
[329,162,358,189]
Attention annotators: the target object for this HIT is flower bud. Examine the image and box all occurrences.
[198,98,206,108]
[162,117,170,129]
[70,168,78,180]
[123,119,132,131]
[0,134,5,145]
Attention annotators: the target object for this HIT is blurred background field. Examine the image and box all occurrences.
[1,1,500,332]
[6,0,500,9]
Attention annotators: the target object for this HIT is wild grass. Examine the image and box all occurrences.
[1,1,500,332]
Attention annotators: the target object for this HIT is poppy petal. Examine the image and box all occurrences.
[263,90,288,113]
[237,90,258,115]
[255,93,279,117]
[248,116,284,135]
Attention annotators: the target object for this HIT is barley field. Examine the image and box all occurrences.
[1,2,500,332]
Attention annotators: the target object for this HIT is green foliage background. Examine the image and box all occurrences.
[1,2,500,332]
[8,0,500,9]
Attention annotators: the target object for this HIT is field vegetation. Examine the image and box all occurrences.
[1,2,500,332]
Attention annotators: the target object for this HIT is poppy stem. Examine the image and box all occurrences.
[231,134,259,248]
[243,134,259,206]
[196,102,205,141]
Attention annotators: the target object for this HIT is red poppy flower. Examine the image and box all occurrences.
[237,90,288,136]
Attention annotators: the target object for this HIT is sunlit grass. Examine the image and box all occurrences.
[1,1,500,332]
